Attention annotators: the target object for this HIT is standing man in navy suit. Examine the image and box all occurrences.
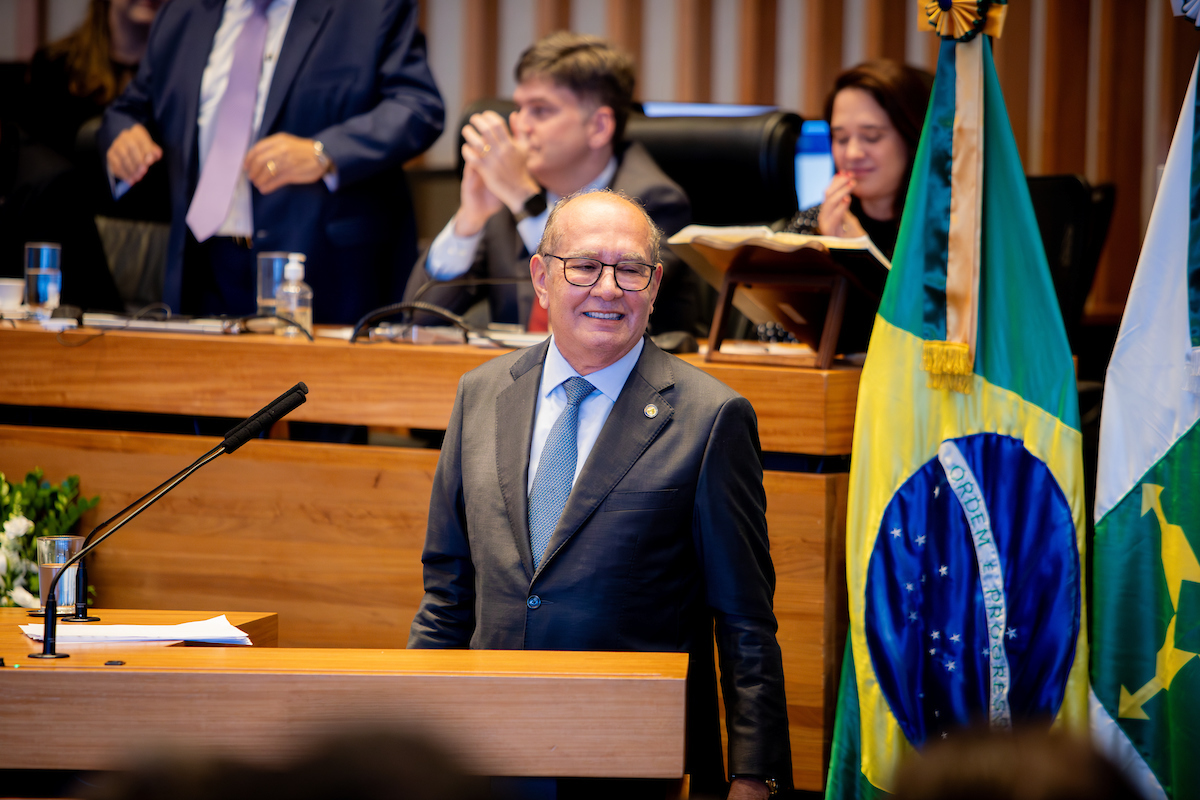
[100,0,444,324]
[409,190,791,799]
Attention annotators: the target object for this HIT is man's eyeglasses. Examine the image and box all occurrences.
[545,255,655,292]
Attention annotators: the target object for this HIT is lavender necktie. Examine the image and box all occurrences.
[186,0,271,242]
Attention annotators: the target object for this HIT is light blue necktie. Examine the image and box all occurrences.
[528,377,595,569]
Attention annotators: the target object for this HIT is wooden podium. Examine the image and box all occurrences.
[0,609,687,777]
[0,325,859,790]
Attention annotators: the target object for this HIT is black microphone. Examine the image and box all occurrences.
[221,381,308,454]
[29,382,309,657]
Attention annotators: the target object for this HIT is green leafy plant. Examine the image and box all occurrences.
[1,470,100,608]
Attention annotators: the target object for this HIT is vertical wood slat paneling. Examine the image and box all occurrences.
[737,0,776,104]
[1086,0,1146,318]
[803,0,844,119]
[536,0,571,38]
[992,1,1032,165]
[676,0,713,102]
[1159,9,1200,168]
[463,0,500,106]
[607,0,644,90]
[1040,0,1092,176]
[865,0,908,63]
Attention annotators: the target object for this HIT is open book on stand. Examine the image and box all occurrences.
[668,225,892,368]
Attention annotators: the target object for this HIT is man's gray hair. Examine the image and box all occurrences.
[536,189,662,265]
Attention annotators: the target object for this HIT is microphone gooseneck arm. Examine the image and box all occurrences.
[30,382,309,658]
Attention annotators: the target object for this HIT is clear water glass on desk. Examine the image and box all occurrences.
[24,242,62,319]
[256,251,292,317]
[35,535,82,615]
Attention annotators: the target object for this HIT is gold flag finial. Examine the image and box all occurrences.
[922,0,1007,42]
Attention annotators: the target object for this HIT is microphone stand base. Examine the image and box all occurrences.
[62,615,101,622]
[27,652,70,659]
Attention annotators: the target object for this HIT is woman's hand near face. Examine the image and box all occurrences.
[818,172,866,238]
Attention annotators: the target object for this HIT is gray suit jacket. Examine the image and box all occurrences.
[408,338,791,791]
[403,142,701,335]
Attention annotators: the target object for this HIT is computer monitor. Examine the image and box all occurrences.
[795,120,834,210]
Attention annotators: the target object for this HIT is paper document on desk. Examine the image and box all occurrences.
[20,615,252,645]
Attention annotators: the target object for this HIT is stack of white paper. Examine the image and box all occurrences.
[20,615,252,645]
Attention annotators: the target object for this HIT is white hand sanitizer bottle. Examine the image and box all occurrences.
[275,253,312,338]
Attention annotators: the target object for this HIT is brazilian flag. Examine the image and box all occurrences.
[1090,48,1200,800]
[827,16,1088,800]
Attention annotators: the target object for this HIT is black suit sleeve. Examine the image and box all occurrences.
[694,395,793,784]
[408,376,477,647]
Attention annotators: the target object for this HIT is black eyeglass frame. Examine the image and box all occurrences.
[543,254,657,292]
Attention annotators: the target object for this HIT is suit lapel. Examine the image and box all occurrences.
[497,342,548,578]
[539,340,676,571]
[258,0,333,137]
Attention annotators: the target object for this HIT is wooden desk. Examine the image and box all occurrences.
[0,326,857,790]
[0,325,859,455]
[0,609,687,777]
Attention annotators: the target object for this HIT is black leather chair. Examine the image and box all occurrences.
[1026,174,1116,353]
[455,99,802,226]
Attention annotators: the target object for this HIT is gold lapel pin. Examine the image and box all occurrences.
[643,404,659,419]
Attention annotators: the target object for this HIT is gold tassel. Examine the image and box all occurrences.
[923,341,973,393]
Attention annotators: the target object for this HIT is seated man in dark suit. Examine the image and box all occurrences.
[404,31,701,336]
[408,190,790,799]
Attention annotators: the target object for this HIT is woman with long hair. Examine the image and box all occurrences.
[24,0,164,159]
[783,59,934,261]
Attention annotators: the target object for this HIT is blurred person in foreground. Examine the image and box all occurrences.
[404,31,700,337]
[408,190,790,800]
[82,728,492,800]
[100,0,444,324]
[893,726,1143,800]
[782,59,933,262]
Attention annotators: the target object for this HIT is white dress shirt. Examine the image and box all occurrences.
[527,335,645,496]
[426,157,619,281]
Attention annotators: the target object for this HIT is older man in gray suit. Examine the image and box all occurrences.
[408,190,790,800]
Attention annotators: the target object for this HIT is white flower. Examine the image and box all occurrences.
[3,515,34,541]
[10,585,39,608]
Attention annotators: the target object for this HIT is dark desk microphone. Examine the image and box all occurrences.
[29,382,310,658]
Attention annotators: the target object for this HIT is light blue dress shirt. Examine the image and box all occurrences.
[527,336,644,496]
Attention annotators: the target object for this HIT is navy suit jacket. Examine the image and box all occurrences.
[408,338,792,792]
[99,0,444,323]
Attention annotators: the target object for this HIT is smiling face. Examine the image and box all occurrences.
[511,77,614,196]
[830,87,910,220]
[530,194,662,375]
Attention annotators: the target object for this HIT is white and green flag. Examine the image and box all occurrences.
[1090,48,1200,800]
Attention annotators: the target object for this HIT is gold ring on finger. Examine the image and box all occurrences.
[481,145,491,155]
[267,160,277,176]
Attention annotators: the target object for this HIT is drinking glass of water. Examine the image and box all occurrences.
[24,242,62,319]
[35,535,82,616]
